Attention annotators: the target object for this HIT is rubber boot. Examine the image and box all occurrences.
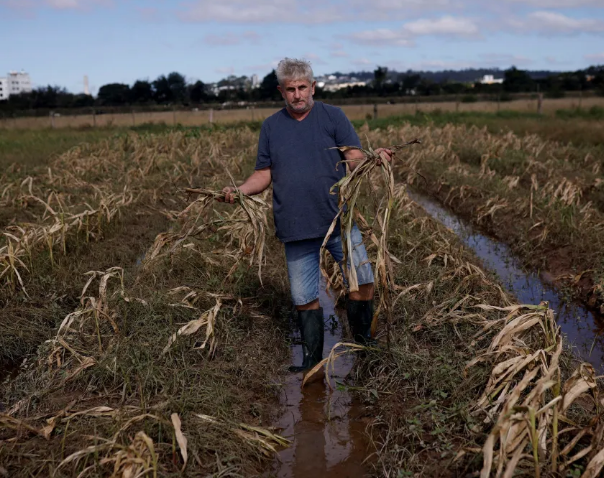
[347,299,375,344]
[289,308,324,373]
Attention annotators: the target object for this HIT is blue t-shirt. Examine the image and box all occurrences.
[255,102,361,243]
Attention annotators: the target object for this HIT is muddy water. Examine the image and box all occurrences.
[272,284,371,477]
[408,190,604,371]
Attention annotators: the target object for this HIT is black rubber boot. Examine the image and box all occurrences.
[347,299,375,344]
[289,308,324,373]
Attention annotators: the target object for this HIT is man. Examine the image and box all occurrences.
[220,58,392,374]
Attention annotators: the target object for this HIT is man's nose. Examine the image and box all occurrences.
[293,89,301,98]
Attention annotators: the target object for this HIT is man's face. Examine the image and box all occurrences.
[278,78,316,113]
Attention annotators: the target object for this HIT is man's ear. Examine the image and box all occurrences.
[277,85,283,97]
[311,81,316,95]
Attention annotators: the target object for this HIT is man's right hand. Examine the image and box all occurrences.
[218,186,237,204]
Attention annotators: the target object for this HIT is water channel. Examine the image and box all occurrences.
[272,190,604,477]
[272,285,371,477]
[408,189,604,371]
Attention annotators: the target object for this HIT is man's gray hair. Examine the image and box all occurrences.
[276,58,314,86]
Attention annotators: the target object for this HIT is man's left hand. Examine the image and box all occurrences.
[375,148,393,164]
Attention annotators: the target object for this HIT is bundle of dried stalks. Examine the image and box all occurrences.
[145,188,269,284]
[321,139,420,343]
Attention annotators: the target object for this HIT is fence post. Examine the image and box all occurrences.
[132,110,136,126]
[209,108,214,124]
[172,106,176,126]
[456,95,460,112]
[92,109,96,127]
[251,106,255,121]
[50,112,55,129]
[373,103,378,120]
[537,93,543,115]
[415,97,419,113]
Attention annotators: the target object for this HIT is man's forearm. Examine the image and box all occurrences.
[238,169,272,195]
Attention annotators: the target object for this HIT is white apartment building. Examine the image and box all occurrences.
[479,74,504,85]
[0,77,8,101]
[0,70,33,100]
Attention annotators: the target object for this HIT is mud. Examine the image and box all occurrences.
[409,189,604,371]
[272,285,372,477]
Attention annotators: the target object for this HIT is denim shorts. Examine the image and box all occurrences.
[284,224,375,306]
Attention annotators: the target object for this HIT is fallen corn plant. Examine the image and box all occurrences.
[464,303,604,478]
[321,139,420,345]
[145,187,269,284]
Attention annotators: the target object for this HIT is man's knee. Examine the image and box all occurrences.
[349,283,374,301]
[296,299,320,311]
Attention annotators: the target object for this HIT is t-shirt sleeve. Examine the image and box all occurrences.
[255,121,271,170]
[334,107,361,148]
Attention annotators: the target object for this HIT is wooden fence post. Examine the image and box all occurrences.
[537,93,543,115]
[373,103,378,120]
[209,108,214,123]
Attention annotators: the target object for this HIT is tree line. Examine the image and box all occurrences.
[1,65,603,113]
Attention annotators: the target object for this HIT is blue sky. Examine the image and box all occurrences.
[1,0,603,94]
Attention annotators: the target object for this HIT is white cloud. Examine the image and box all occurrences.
[330,50,349,58]
[347,15,480,46]
[45,0,111,9]
[304,53,327,65]
[203,31,261,46]
[348,28,415,46]
[516,11,604,34]
[585,52,604,61]
[503,0,604,7]
[480,53,533,66]
[215,67,235,75]
[351,58,373,66]
[179,0,342,23]
[403,16,479,37]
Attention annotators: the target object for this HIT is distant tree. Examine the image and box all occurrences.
[152,75,171,104]
[189,80,210,104]
[97,83,131,106]
[259,70,280,100]
[373,66,388,91]
[130,80,153,104]
[503,67,534,93]
[71,93,95,108]
[399,73,421,94]
[167,72,187,103]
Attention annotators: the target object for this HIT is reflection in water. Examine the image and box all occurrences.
[408,190,604,372]
[273,283,369,477]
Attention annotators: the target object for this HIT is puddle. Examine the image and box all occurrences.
[408,189,604,371]
[272,283,371,477]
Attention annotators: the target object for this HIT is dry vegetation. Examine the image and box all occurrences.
[2,96,603,130]
[356,121,604,315]
[1,115,604,477]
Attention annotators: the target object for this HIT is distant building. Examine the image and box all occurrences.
[479,74,503,85]
[316,74,368,92]
[0,70,33,100]
[0,77,8,101]
[251,74,260,88]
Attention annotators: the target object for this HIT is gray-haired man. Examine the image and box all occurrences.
[220,58,392,374]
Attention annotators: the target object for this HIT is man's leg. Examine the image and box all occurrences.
[327,224,375,343]
[284,238,324,373]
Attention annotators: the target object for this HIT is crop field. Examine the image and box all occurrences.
[1,111,604,477]
[1,96,603,130]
